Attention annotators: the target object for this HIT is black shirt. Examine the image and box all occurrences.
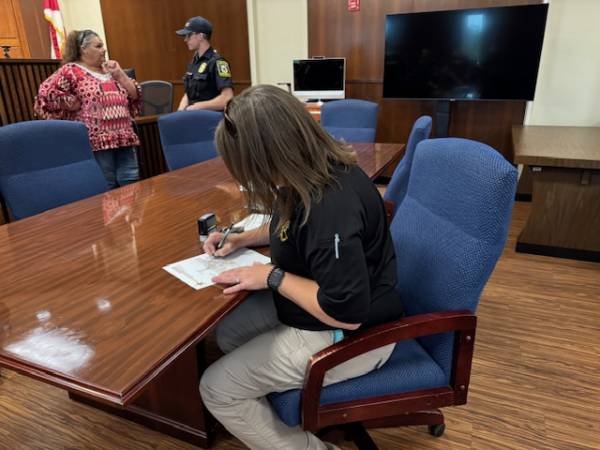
[183,47,234,106]
[270,164,404,331]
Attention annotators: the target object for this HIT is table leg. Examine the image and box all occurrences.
[69,341,215,448]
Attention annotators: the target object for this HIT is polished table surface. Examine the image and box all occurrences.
[0,144,403,420]
[513,125,600,169]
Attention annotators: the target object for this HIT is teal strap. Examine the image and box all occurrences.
[331,329,344,344]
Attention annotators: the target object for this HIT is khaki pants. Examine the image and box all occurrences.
[200,290,395,450]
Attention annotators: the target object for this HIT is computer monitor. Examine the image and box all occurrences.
[292,58,346,101]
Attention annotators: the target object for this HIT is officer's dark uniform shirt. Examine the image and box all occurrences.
[269,164,404,331]
[183,47,233,105]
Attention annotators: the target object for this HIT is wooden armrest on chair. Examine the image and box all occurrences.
[301,310,477,429]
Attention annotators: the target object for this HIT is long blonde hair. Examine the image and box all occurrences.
[215,85,357,232]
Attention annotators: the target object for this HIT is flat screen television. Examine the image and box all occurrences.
[383,4,549,100]
[292,58,346,101]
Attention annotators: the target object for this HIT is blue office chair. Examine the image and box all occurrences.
[157,110,223,171]
[383,115,432,210]
[321,99,379,143]
[0,120,108,221]
[268,138,517,448]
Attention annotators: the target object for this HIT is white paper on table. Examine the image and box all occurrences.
[235,213,270,231]
[163,248,271,290]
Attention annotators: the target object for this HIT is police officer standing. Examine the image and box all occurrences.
[176,16,234,111]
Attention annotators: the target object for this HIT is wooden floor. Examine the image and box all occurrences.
[1,201,599,450]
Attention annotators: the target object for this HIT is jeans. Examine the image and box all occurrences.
[94,146,140,190]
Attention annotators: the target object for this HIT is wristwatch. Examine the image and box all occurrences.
[267,266,286,291]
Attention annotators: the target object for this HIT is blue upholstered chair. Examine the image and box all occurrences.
[383,115,432,209]
[157,110,223,171]
[0,120,108,221]
[268,138,517,447]
[320,99,379,143]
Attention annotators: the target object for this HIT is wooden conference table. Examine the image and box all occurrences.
[512,126,600,262]
[0,143,403,448]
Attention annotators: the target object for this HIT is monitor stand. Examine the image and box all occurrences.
[434,100,453,138]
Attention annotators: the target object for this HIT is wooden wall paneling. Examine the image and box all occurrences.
[308,0,543,158]
[450,100,527,161]
[0,0,30,58]
[17,0,51,58]
[99,0,251,89]
[172,81,184,112]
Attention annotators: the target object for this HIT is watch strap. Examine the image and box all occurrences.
[267,266,285,291]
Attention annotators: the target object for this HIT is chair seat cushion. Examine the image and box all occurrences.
[267,338,447,427]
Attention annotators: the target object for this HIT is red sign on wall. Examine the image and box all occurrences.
[348,0,360,12]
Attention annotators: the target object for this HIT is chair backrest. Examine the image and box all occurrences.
[0,120,108,220]
[390,138,517,379]
[140,80,173,116]
[123,67,136,79]
[320,99,379,143]
[157,110,223,171]
[383,115,432,207]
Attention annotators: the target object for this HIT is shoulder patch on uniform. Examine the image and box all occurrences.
[216,60,231,78]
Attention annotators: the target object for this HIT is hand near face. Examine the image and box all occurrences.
[212,262,273,295]
[102,60,124,79]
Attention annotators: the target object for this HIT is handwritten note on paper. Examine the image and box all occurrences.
[163,248,271,290]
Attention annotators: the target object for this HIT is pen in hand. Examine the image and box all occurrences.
[216,223,235,251]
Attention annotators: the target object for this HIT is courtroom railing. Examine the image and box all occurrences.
[134,115,168,178]
[0,59,60,125]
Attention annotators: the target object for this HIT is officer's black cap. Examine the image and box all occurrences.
[176,16,213,36]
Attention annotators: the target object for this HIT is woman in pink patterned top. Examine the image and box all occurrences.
[35,29,142,189]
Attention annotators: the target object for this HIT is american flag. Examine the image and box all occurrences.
[43,0,66,59]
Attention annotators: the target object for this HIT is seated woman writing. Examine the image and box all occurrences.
[201,85,404,450]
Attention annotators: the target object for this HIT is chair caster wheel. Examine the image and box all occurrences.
[428,423,445,437]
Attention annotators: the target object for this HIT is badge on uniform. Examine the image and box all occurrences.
[198,62,207,73]
[216,60,231,78]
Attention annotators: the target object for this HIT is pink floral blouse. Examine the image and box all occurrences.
[34,63,142,151]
